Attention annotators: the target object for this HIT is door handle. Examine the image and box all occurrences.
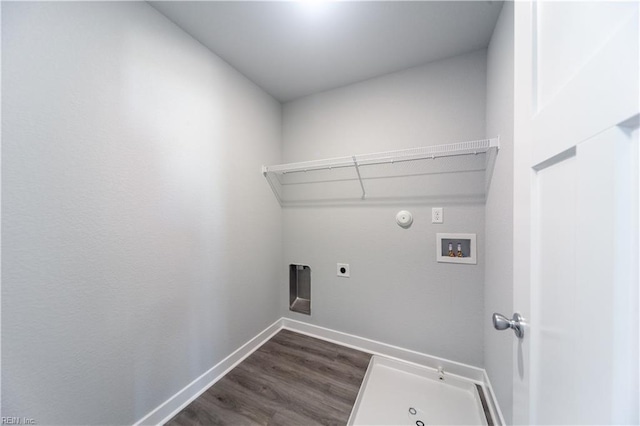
[493,312,525,339]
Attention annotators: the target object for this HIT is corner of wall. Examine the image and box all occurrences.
[484,1,515,423]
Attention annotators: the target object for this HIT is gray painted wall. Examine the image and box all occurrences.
[2,3,282,424]
[484,3,515,423]
[281,50,487,367]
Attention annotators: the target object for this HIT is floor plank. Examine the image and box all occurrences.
[165,329,372,426]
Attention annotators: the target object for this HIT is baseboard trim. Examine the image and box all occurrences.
[282,318,486,382]
[135,317,504,425]
[134,318,283,426]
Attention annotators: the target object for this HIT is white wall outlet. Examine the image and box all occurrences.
[432,207,443,224]
[337,263,350,278]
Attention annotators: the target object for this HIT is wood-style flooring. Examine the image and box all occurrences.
[166,329,372,426]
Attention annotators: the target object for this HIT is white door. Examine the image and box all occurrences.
[513,1,639,424]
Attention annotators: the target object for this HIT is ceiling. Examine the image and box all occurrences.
[150,1,503,102]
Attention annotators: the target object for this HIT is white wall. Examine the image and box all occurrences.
[1,3,281,425]
[281,50,487,367]
[484,3,514,423]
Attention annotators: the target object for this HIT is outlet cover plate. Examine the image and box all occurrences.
[432,207,443,224]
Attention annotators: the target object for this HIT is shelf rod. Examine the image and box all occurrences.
[352,156,366,200]
[263,138,499,175]
[356,150,491,167]
[267,149,493,175]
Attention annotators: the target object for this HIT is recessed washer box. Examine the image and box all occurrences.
[436,233,477,264]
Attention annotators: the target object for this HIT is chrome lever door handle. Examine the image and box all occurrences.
[492,312,525,339]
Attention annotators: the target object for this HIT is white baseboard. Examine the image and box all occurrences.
[134,317,504,426]
[282,318,485,382]
[134,318,283,426]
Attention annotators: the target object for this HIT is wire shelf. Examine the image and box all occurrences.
[263,137,499,205]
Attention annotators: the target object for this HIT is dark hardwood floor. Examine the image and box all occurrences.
[166,329,372,426]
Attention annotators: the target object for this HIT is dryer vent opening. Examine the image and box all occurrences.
[289,264,311,315]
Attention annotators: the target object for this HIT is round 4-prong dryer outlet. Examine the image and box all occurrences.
[395,210,413,228]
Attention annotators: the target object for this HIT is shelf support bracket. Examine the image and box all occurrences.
[352,156,366,200]
[262,165,283,206]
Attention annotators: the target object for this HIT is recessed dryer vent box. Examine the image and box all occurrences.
[289,264,311,315]
[436,233,477,264]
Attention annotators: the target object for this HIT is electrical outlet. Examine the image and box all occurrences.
[337,263,350,278]
[432,207,443,224]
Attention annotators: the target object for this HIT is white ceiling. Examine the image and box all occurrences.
[150,1,503,102]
